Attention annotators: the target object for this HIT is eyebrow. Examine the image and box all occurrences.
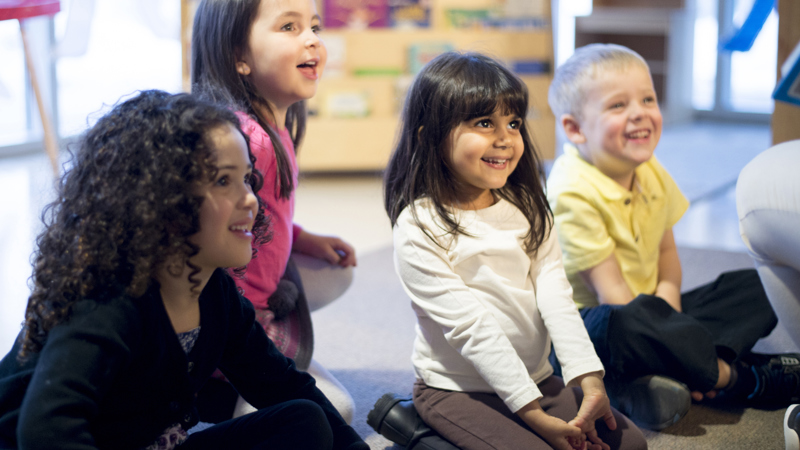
[217,164,253,171]
[276,11,321,22]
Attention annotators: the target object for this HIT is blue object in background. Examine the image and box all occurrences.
[720,0,775,52]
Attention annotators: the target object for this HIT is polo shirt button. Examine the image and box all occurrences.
[187,362,194,372]
[184,414,192,423]
[624,198,631,205]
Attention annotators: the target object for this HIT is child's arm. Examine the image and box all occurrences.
[220,287,367,450]
[516,400,585,450]
[567,372,615,450]
[293,228,357,267]
[578,255,635,306]
[15,300,136,449]
[655,229,682,312]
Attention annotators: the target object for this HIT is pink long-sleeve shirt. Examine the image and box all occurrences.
[236,113,302,309]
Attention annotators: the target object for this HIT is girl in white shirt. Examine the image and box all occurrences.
[382,52,647,450]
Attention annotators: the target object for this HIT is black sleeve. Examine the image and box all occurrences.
[216,278,367,450]
[15,299,138,450]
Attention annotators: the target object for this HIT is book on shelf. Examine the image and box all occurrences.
[323,90,371,118]
[388,0,431,28]
[444,7,549,30]
[323,0,389,29]
[408,41,455,75]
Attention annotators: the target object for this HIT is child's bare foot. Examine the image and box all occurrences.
[690,389,718,401]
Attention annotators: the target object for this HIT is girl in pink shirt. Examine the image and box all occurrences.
[191,0,357,424]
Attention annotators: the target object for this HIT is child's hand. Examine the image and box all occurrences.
[517,400,584,450]
[568,372,616,450]
[293,230,357,267]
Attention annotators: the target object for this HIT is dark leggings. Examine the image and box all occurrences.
[182,399,333,450]
[413,377,647,450]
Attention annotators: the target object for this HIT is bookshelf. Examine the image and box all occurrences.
[180,0,556,172]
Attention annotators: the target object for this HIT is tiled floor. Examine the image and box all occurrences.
[0,120,772,356]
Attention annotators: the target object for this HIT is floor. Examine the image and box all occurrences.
[0,120,772,357]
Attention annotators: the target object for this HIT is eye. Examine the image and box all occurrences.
[643,96,657,105]
[216,175,230,187]
[280,22,295,32]
[244,172,253,185]
[475,119,491,128]
[610,102,625,110]
[312,23,323,33]
[508,119,522,130]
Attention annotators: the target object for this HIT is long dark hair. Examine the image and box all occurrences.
[19,90,270,360]
[190,0,305,200]
[384,51,551,253]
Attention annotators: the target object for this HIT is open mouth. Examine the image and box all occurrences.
[297,60,319,80]
[481,158,509,168]
[229,224,253,238]
[626,129,651,140]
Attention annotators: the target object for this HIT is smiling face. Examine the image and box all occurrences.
[563,63,662,187]
[445,108,525,209]
[190,123,259,273]
[237,0,327,115]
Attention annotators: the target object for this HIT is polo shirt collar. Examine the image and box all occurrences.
[562,144,632,201]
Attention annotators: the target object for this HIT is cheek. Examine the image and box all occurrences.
[319,41,328,68]
[601,117,627,140]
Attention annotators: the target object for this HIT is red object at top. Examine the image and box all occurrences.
[0,0,60,21]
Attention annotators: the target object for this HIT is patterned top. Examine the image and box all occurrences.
[145,327,201,450]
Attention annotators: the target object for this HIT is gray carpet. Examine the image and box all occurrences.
[311,245,798,449]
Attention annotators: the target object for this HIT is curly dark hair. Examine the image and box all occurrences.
[384,51,552,253]
[19,90,271,360]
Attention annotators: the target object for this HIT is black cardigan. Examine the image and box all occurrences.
[0,269,365,450]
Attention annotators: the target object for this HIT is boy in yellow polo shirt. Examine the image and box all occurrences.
[546,43,800,431]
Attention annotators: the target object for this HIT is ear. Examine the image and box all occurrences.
[236,61,251,76]
[560,114,586,145]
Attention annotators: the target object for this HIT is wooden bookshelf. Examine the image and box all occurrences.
[181,0,556,172]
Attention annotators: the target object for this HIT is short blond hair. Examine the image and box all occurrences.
[548,43,649,121]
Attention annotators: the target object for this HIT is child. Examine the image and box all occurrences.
[379,51,647,450]
[546,43,800,431]
[190,0,357,422]
[0,90,367,450]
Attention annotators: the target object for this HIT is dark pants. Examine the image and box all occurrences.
[183,399,333,450]
[567,269,776,393]
[413,377,647,450]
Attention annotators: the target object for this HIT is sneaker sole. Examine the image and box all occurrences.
[612,375,691,431]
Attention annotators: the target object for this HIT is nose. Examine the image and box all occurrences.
[305,28,321,48]
[628,101,645,121]
[494,127,511,148]
[240,183,258,213]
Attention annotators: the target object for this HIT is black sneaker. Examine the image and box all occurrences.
[743,353,800,406]
[785,404,800,450]
[367,393,459,450]
[607,375,691,431]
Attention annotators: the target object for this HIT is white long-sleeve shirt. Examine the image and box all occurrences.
[394,198,604,413]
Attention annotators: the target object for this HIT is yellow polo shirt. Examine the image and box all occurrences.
[546,145,689,309]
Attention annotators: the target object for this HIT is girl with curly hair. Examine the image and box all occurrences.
[0,90,367,450]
